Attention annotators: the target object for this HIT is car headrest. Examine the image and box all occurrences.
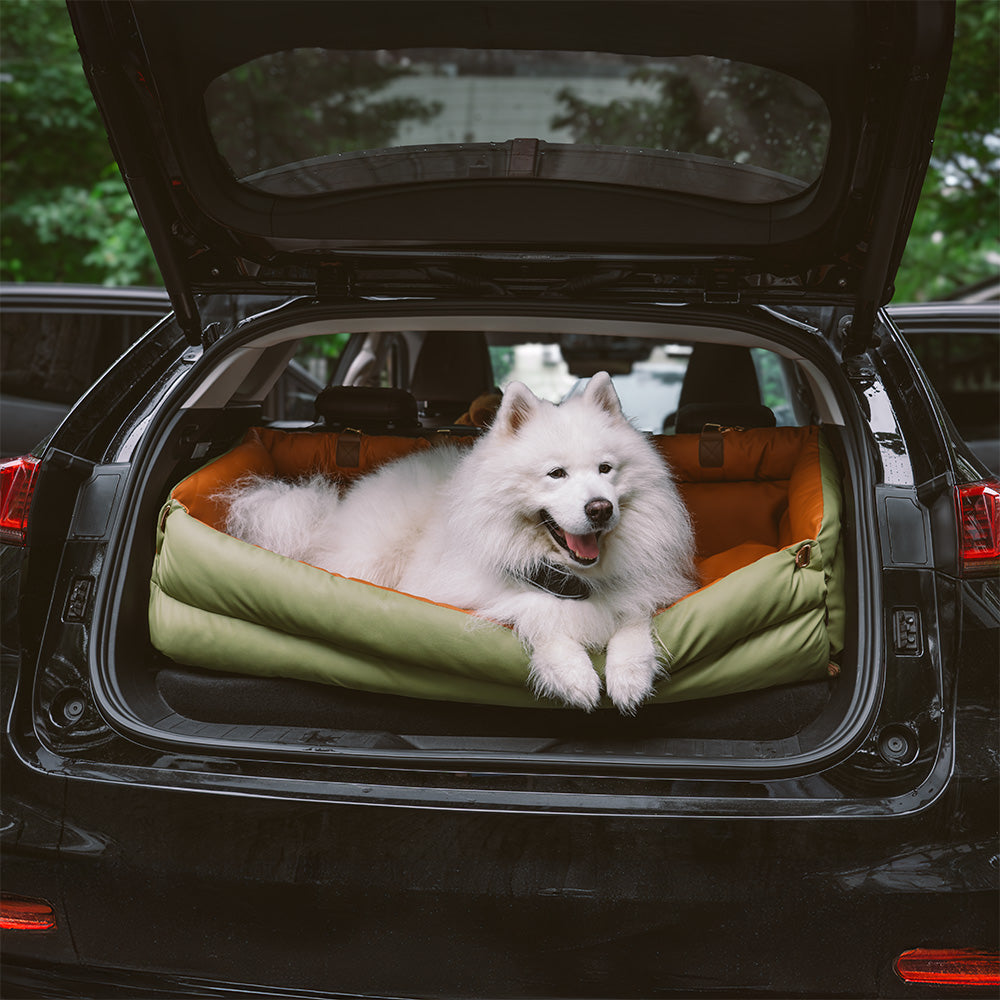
[674,402,777,434]
[314,386,420,432]
[678,345,762,410]
[409,332,494,420]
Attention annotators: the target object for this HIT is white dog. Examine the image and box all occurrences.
[223,373,697,713]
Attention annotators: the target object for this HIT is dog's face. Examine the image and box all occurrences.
[491,372,630,570]
[536,461,620,566]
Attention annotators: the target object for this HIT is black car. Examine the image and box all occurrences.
[0,282,325,460]
[0,283,171,459]
[3,2,998,997]
[888,301,1000,473]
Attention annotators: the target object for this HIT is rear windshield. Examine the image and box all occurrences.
[205,48,830,203]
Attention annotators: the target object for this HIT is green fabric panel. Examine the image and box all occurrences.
[149,582,541,707]
[153,504,827,682]
[153,502,531,684]
[656,610,831,703]
[652,544,826,669]
[149,582,829,707]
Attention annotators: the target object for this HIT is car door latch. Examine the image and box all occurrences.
[892,608,923,656]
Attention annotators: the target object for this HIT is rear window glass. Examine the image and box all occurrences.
[205,48,830,203]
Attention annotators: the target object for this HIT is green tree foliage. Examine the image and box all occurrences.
[0,0,160,284]
[894,0,1000,301]
[1,5,439,285]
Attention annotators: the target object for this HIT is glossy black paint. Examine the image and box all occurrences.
[3,722,997,998]
[887,302,1000,473]
[3,293,997,997]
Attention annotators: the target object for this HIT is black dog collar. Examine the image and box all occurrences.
[518,561,592,600]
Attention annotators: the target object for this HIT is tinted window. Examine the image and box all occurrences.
[906,331,1000,441]
[206,49,829,202]
[1,309,157,405]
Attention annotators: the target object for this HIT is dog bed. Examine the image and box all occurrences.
[150,425,844,708]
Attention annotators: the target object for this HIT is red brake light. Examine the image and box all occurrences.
[0,894,57,932]
[0,455,40,546]
[957,481,1000,576]
[896,948,1000,987]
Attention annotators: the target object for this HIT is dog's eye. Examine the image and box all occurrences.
[547,468,567,479]
[598,463,612,474]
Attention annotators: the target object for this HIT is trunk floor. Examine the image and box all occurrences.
[155,667,835,741]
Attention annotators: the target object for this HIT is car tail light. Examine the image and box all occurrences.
[0,894,57,932]
[895,948,1000,987]
[0,455,40,546]
[957,480,1000,576]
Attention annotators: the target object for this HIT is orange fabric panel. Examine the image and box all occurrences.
[679,481,788,559]
[255,427,477,479]
[172,428,476,532]
[662,426,824,558]
[170,424,827,581]
[777,508,793,550]
[172,433,277,531]
[785,433,825,543]
[697,542,779,586]
[657,426,815,482]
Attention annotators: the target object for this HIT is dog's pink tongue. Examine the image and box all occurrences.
[565,531,600,561]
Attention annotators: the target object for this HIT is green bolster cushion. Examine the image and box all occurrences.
[150,426,844,708]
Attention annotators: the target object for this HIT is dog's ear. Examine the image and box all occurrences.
[583,371,624,418]
[493,381,538,435]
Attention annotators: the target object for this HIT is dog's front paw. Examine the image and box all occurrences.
[528,642,601,712]
[604,623,665,715]
[604,659,659,715]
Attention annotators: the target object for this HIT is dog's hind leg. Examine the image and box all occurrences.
[603,620,665,715]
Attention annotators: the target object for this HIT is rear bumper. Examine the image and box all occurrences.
[2,960,365,1000]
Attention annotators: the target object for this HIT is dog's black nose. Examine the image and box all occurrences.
[585,498,614,525]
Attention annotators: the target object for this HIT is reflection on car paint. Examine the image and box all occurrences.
[846,358,914,486]
[834,839,998,894]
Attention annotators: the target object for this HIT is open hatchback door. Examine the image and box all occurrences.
[69,0,951,353]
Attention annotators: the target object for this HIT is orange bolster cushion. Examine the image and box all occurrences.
[655,427,824,586]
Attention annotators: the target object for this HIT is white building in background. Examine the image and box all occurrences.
[502,343,575,402]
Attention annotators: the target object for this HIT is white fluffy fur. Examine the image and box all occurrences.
[221,373,697,713]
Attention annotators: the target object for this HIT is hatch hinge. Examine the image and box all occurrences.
[702,267,742,304]
[167,283,203,347]
[201,322,222,348]
[316,262,354,300]
[840,310,878,358]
